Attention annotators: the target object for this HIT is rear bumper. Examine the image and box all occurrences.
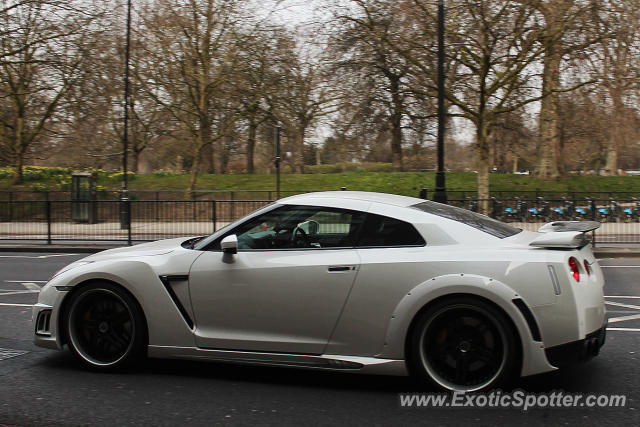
[544,322,607,368]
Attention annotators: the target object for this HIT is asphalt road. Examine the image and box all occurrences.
[0,253,639,426]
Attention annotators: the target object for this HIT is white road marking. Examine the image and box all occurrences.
[0,254,78,259]
[605,298,640,327]
[4,280,47,283]
[605,301,640,311]
[608,314,640,324]
[600,266,640,268]
[20,282,41,291]
[0,303,33,307]
[0,348,29,360]
[0,290,39,296]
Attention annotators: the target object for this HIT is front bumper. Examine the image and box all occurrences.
[32,279,71,351]
[33,303,61,350]
[544,322,607,368]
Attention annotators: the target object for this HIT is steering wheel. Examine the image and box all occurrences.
[290,226,310,248]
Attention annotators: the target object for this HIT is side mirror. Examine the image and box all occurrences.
[221,234,238,254]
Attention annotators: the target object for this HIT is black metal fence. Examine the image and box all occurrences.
[2,188,640,202]
[0,189,319,202]
[0,200,272,244]
[0,194,639,245]
[446,197,640,245]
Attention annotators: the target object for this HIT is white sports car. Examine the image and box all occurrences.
[33,191,607,392]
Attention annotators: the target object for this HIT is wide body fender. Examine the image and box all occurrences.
[51,255,198,350]
[379,273,556,377]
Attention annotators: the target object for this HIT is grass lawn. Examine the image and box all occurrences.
[1,167,639,199]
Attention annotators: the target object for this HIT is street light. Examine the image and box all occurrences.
[120,0,132,236]
[433,0,448,204]
[275,123,281,199]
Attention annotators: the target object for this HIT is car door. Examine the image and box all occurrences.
[327,210,428,356]
[188,205,367,354]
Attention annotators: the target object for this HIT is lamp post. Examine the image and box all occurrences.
[275,123,281,199]
[433,0,448,204]
[120,0,132,234]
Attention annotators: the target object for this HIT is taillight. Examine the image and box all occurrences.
[568,257,580,282]
[583,260,591,276]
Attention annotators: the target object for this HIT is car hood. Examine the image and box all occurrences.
[82,237,191,262]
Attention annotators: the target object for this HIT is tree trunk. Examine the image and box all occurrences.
[293,128,305,174]
[188,145,203,193]
[12,151,24,185]
[199,107,214,174]
[389,75,404,171]
[604,90,623,175]
[132,148,140,173]
[201,141,214,174]
[12,116,25,185]
[604,140,618,176]
[536,42,562,179]
[246,118,256,174]
[220,135,232,174]
[476,121,491,215]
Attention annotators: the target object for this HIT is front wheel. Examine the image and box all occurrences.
[64,282,146,370]
[408,297,519,392]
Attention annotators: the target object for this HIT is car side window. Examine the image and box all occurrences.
[356,213,425,247]
[210,205,366,251]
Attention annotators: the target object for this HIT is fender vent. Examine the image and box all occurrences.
[159,275,194,329]
[512,298,541,342]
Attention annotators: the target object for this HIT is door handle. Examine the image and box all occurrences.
[328,265,356,272]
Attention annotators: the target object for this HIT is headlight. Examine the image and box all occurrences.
[49,261,94,281]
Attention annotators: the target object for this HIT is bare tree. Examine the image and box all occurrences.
[0,0,101,183]
[525,0,603,179]
[586,0,640,175]
[395,0,546,210]
[328,0,416,171]
[233,28,288,174]
[269,35,334,174]
[138,0,246,191]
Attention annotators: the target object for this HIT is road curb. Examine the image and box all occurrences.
[593,248,640,258]
[0,245,124,253]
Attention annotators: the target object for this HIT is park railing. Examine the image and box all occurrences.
[0,199,272,244]
[0,194,638,245]
[447,197,640,245]
[0,189,320,202]
[2,188,640,202]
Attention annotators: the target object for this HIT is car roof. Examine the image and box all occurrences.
[278,191,424,208]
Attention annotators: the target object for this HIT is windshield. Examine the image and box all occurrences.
[410,201,521,239]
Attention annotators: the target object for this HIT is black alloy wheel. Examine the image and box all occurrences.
[409,296,519,392]
[65,282,146,370]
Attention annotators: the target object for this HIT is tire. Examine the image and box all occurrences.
[408,296,519,392]
[64,282,146,370]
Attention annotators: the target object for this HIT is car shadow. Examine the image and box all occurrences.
[35,350,612,394]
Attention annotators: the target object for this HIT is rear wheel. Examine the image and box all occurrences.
[408,296,519,392]
[64,282,146,370]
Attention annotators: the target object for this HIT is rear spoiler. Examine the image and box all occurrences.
[530,221,600,249]
[537,221,600,233]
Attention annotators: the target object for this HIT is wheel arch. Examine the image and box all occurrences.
[402,292,523,378]
[58,278,149,349]
[52,261,197,349]
[378,273,551,377]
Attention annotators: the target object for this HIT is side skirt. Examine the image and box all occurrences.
[148,345,408,376]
